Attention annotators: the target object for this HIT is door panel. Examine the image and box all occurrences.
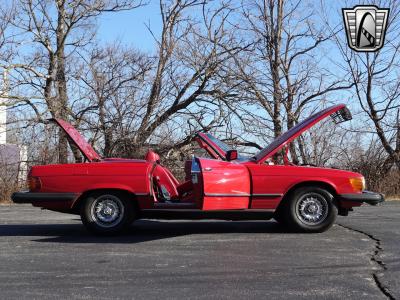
[202,196,249,210]
[199,159,250,210]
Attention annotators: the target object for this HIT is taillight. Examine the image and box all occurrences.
[28,176,42,192]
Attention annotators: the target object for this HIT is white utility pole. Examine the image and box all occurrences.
[18,145,28,182]
[0,69,7,144]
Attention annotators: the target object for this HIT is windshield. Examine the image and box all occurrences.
[205,134,232,152]
[204,133,249,161]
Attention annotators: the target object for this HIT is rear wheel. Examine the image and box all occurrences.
[284,186,337,233]
[80,192,136,235]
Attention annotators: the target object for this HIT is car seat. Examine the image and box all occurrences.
[145,149,194,202]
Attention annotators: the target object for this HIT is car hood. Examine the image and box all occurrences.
[51,118,101,162]
[254,104,352,163]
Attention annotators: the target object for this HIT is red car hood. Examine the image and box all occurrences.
[51,118,101,162]
[254,104,352,163]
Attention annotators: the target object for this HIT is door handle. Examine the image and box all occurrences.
[204,167,213,171]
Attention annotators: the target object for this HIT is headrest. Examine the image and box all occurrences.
[145,149,160,163]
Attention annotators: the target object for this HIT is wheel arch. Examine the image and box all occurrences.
[71,188,140,214]
[276,180,338,213]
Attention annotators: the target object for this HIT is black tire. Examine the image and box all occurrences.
[80,191,136,235]
[283,186,337,233]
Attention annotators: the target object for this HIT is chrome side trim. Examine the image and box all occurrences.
[252,193,283,197]
[204,193,250,197]
[154,202,196,207]
[204,193,283,197]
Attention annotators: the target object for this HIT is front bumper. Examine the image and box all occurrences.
[338,191,385,206]
[12,192,79,204]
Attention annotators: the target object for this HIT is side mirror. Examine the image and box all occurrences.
[225,149,238,161]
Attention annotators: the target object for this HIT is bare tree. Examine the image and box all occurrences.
[77,43,152,157]
[234,0,353,163]
[6,0,143,163]
[111,0,243,157]
[326,0,400,173]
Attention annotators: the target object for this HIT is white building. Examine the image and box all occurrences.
[0,72,28,183]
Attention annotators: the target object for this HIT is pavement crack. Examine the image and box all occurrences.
[337,223,395,300]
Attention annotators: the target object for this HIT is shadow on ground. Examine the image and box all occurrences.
[0,219,292,244]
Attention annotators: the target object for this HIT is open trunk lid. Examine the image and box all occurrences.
[51,118,101,162]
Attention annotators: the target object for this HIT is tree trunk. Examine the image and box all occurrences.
[287,113,299,165]
[56,0,68,163]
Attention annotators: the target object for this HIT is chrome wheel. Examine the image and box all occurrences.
[296,193,329,226]
[90,195,124,228]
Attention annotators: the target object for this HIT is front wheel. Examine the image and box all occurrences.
[284,187,337,233]
[80,192,135,235]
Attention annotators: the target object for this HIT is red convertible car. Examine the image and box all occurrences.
[12,104,384,234]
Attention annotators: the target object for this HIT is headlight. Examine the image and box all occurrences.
[349,177,365,192]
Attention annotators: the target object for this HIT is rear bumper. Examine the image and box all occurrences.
[12,192,79,204]
[338,191,385,206]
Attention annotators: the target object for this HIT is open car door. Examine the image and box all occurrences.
[197,158,251,210]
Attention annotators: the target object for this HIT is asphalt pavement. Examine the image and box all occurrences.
[0,202,399,299]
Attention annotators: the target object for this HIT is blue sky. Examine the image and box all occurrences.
[97,2,162,52]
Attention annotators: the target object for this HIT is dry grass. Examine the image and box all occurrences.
[0,180,19,204]
[385,197,400,201]
[367,170,400,199]
[0,166,21,204]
